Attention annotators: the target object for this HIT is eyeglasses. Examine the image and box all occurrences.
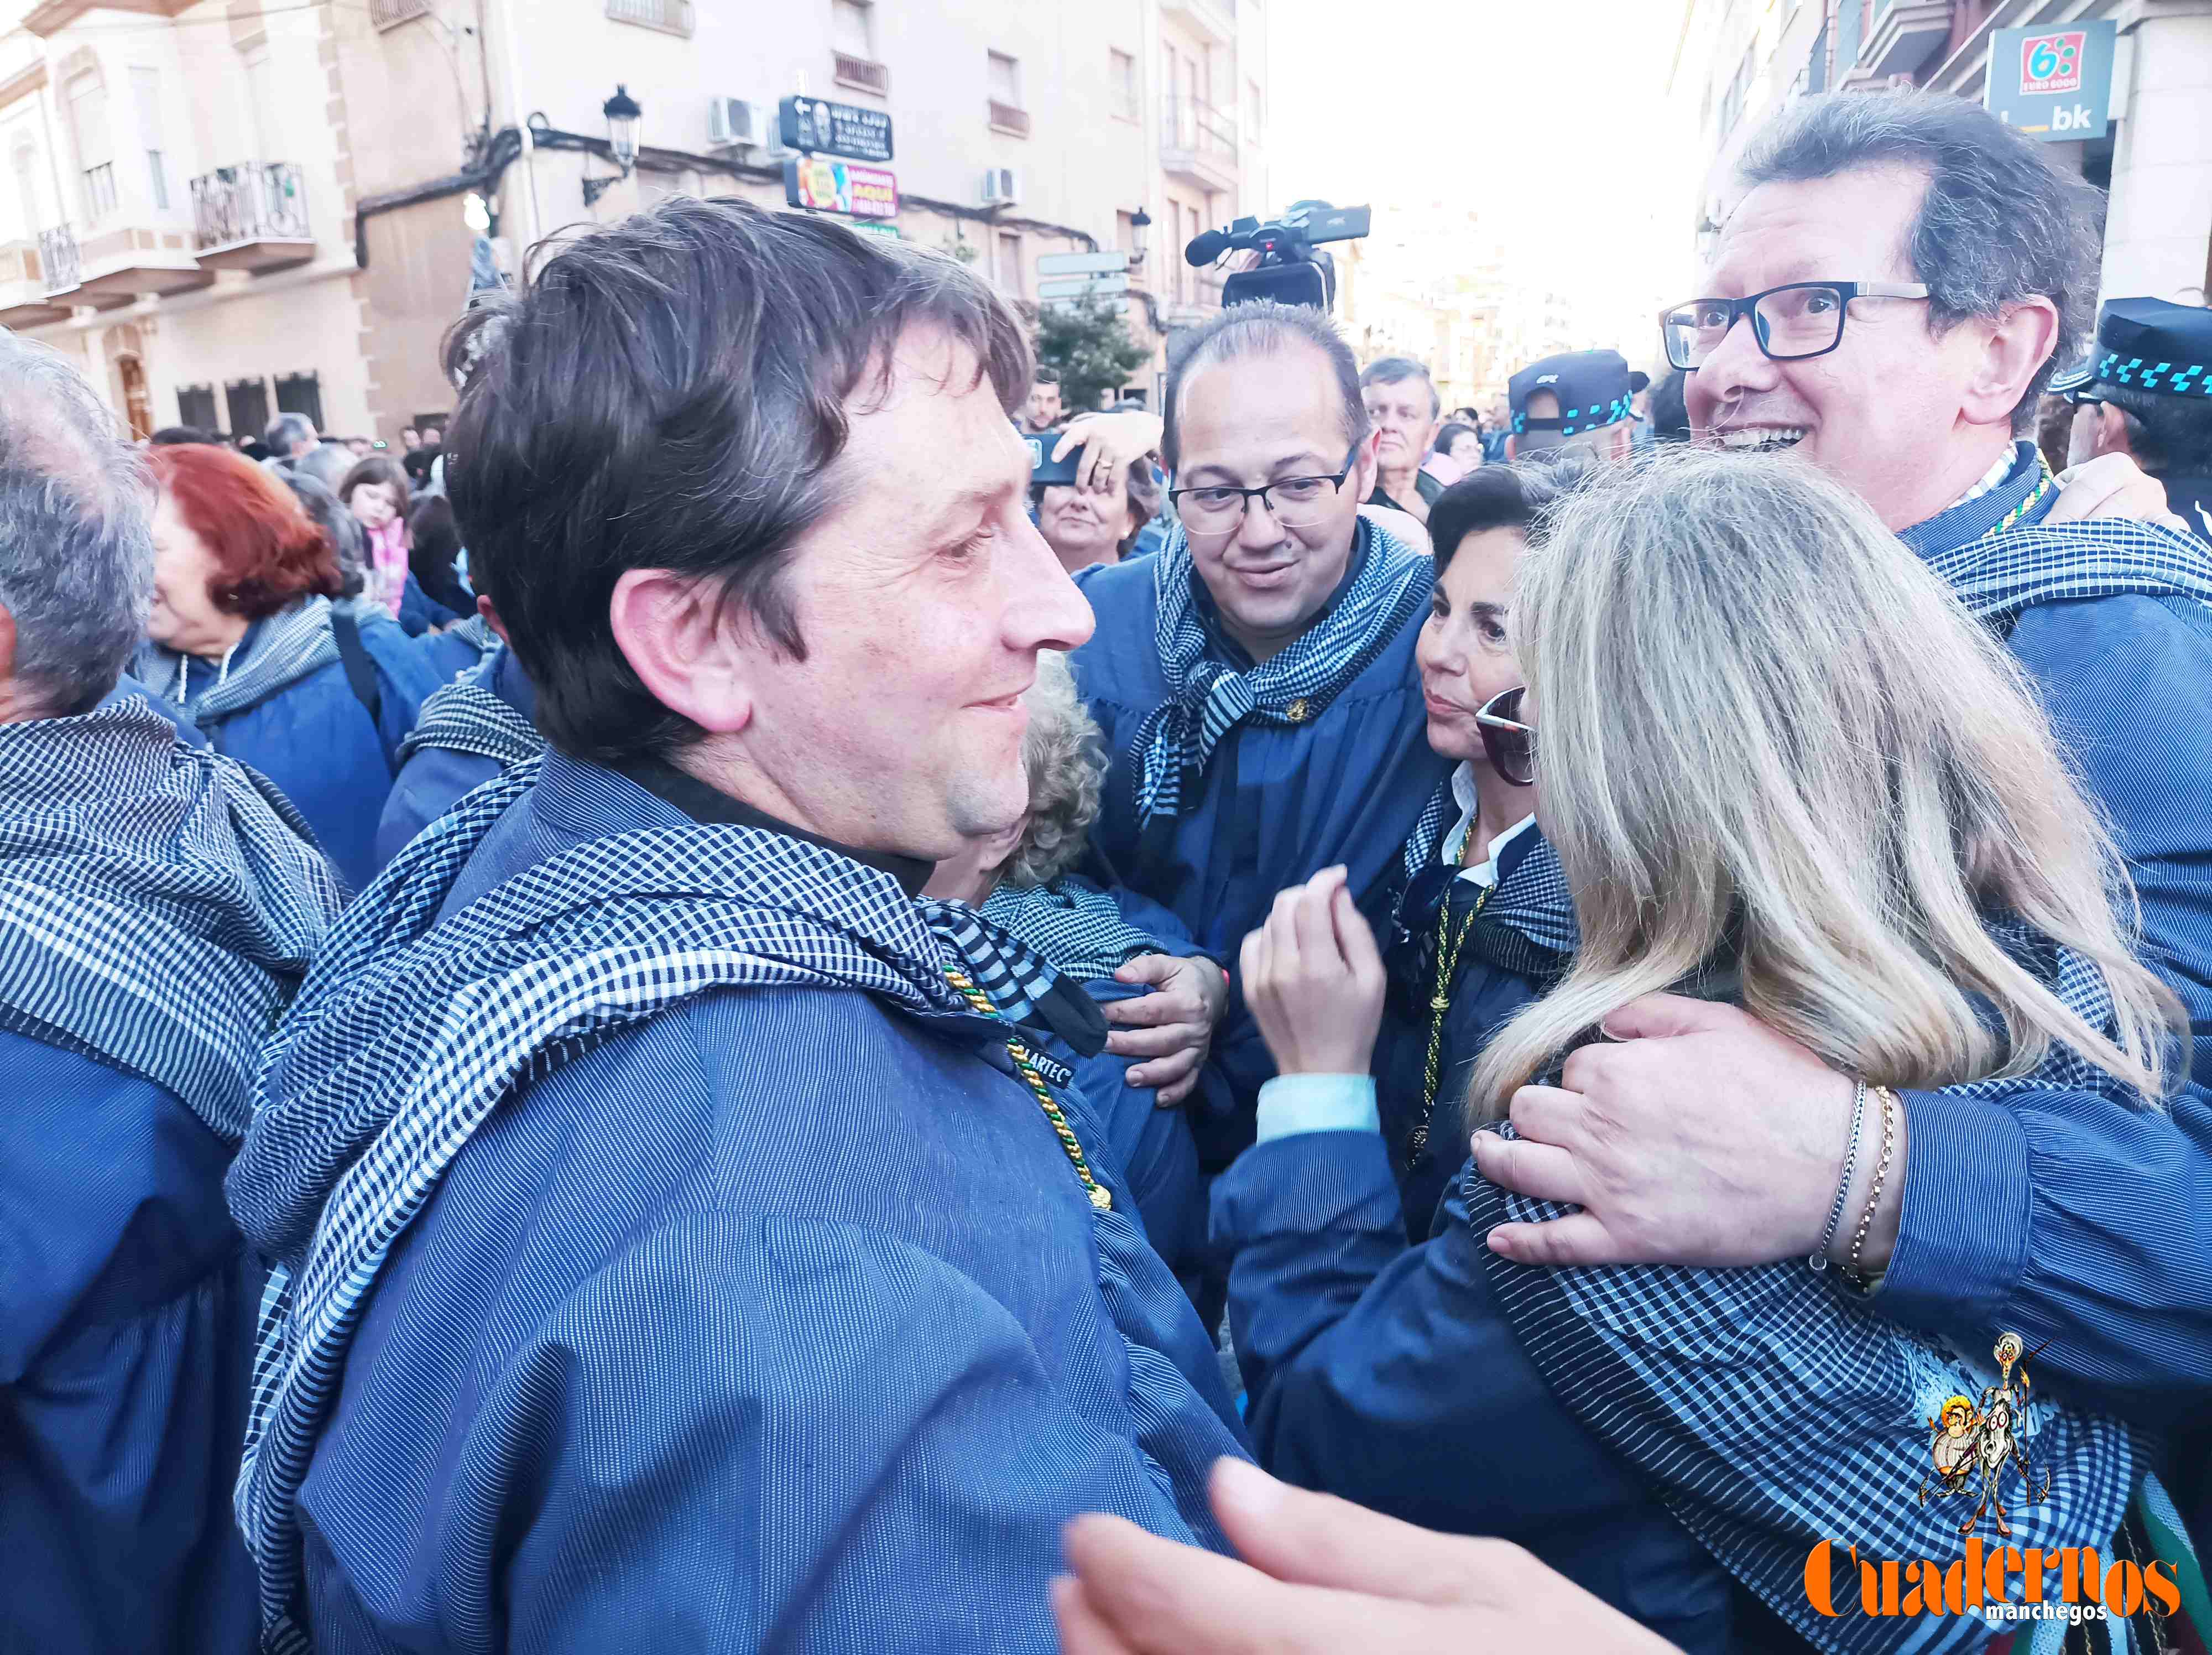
[1475,685,1535,787]
[1168,445,1361,534]
[1659,282,1932,371]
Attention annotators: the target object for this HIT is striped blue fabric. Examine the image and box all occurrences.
[1471,928,2145,1653]
[227,753,1144,1650]
[0,695,340,1142]
[394,674,540,768]
[980,877,1180,981]
[1128,516,1431,832]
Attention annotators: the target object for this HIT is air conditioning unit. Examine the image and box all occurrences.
[707,96,768,150]
[980,166,1021,209]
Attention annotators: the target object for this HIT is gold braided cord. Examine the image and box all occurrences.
[1411,882,1491,1169]
[943,967,1112,1211]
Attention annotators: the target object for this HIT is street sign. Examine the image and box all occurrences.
[1984,20,2117,142]
[1036,250,1130,278]
[1037,274,1130,299]
[848,220,900,240]
[779,95,894,163]
[784,157,899,219]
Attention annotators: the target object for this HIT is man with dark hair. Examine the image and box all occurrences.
[1020,364,1065,434]
[1072,300,1451,1173]
[263,410,317,461]
[2058,297,2212,541]
[0,332,341,1654]
[1359,356,1444,521]
[1479,89,2212,1532]
[227,196,1248,1654]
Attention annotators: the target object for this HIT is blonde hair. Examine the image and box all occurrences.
[1466,449,2185,1118]
[1001,651,1106,888]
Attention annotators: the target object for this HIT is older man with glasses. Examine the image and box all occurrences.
[1071,301,1452,1187]
[1469,92,2212,1533]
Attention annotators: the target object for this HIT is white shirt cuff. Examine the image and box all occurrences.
[1255,1074,1380,1142]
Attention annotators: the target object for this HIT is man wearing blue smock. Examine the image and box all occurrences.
[1073,303,1451,1168]
[0,334,342,1652]
[225,198,1248,1655]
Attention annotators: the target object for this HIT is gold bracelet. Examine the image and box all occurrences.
[1845,1086,1897,1287]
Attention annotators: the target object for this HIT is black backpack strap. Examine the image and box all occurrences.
[328,607,392,772]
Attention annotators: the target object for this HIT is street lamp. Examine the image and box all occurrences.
[1128,205,1151,269]
[582,84,643,207]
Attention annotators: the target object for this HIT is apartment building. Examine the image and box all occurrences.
[1,0,371,438]
[1672,0,2212,302]
[1,0,1273,437]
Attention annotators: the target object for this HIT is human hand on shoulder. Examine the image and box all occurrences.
[2050,452,2190,533]
[1103,953,1227,1108]
[1473,993,1871,1269]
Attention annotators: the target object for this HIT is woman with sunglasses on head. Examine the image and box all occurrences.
[1213,449,2197,1654]
[1369,460,1577,1242]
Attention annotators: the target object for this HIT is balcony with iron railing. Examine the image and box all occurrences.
[1160,95,1237,192]
[192,162,315,272]
[0,235,72,327]
[834,51,889,96]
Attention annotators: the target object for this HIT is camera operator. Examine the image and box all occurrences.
[1359,358,1446,522]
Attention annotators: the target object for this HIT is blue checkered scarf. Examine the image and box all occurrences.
[1470,933,2144,1652]
[982,875,1185,981]
[395,670,541,769]
[1393,775,1579,979]
[1129,516,1431,834]
[226,754,1079,1651]
[1904,441,2212,624]
[0,696,340,1142]
[135,596,341,726]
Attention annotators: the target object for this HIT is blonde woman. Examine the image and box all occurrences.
[1214,450,2194,1653]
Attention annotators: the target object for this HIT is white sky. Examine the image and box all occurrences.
[1265,0,1709,365]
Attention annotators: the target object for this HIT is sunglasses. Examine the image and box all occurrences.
[1475,686,1535,787]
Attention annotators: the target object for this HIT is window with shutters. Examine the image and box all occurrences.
[225,377,270,440]
[66,71,114,223]
[1110,50,1138,123]
[132,69,168,212]
[274,371,324,430]
[176,382,218,432]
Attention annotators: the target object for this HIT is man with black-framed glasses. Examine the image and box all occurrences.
[1070,300,1452,1184]
[1473,91,2212,1535]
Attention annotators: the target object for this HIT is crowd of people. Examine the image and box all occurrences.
[6,86,2212,1655]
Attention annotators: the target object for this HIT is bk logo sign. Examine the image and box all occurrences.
[2020,30,2085,96]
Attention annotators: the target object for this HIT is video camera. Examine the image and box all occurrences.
[1183,200,1371,313]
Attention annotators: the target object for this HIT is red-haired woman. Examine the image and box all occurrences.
[135,444,441,890]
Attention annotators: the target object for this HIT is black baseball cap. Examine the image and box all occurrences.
[2049,297,2212,400]
[1509,351,1637,448]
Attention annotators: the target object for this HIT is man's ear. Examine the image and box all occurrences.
[1961,297,2061,431]
[1504,434,1520,463]
[2094,400,2135,461]
[1349,429,1383,498]
[608,569,758,737]
[0,600,15,684]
